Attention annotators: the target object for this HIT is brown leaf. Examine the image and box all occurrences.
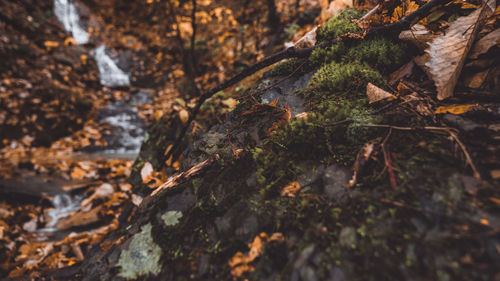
[366,83,396,103]
[389,61,415,85]
[294,26,318,48]
[348,138,382,188]
[463,69,490,88]
[178,109,189,124]
[267,104,291,136]
[469,28,500,58]
[425,1,495,99]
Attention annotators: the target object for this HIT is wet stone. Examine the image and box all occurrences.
[339,227,357,248]
[322,165,350,201]
[235,215,259,239]
[261,72,314,117]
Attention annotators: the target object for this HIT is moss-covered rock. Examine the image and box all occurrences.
[77,7,499,281]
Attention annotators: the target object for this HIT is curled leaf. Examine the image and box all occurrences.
[425,1,495,99]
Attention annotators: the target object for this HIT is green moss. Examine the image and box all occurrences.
[343,37,407,72]
[308,62,384,95]
[316,9,364,43]
[268,58,308,77]
[309,42,347,65]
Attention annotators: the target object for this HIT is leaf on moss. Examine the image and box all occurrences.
[425,0,495,100]
[294,26,318,48]
[366,83,395,103]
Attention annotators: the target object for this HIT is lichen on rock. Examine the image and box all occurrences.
[161,210,183,226]
[116,223,162,279]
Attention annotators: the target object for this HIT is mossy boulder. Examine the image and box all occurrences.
[77,9,499,281]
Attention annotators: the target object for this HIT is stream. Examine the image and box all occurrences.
[30,0,150,234]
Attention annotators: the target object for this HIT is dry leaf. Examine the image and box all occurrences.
[399,24,437,51]
[366,83,396,103]
[141,162,154,184]
[425,1,495,99]
[389,61,415,85]
[267,104,291,136]
[435,104,476,114]
[294,26,318,48]
[228,232,285,279]
[463,69,489,88]
[178,109,189,124]
[348,138,381,188]
[280,181,301,197]
[469,28,500,58]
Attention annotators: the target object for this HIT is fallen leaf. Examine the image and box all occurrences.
[141,162,154,184]
[70,166,87,180]
[389,61,415,85]
[425,0,495,99]
[294,26,318,48]
[348,138,382,188]
[267,104,291,136]
[228,232,285,279]
[44,41,59,50]
[366,83,396,103]
[280,181,301,197]
[463,69,489,88]
[178,109,189,124]
[469,28,500,58]
[399,24,437,51]
[435,104,475,114]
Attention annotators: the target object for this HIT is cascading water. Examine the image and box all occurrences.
[38,0,147,232]
[93,45,131,87]
[38,194,83,233]
[53,0,89,44]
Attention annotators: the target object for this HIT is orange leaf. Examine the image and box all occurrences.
[435,104,475,114]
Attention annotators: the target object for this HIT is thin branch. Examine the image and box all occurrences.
[361,124,481,179]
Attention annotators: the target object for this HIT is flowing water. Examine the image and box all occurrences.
[31,0,150,231]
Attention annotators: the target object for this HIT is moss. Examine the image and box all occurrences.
[307,62,384,96]
[309,42,347,65]
[343,37,407,72]
[316,9,364,43]
[267,58,308,77]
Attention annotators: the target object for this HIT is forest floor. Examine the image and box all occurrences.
[0,0,499,280]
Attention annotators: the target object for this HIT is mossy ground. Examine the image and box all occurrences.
[83,9,499,281]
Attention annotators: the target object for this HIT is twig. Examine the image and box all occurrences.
[164,0,453,161]
[361,124,481,179]
[360,4,380,21]
[380,128,397,188]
